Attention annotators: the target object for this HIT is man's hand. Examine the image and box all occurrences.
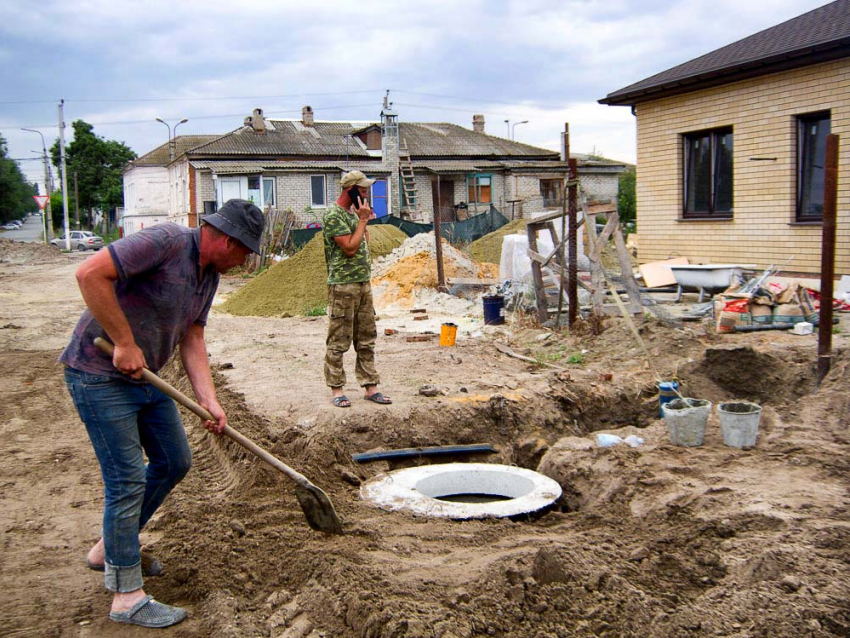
[200,398,227,435]
[113,342,146,379]
[353,197,374,222]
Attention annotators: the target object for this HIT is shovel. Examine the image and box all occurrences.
[94,337,343,535]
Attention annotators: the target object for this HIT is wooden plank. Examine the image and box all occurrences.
[406,334,437,342]
[639,257,690,288]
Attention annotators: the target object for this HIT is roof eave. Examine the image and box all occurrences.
[599,39,850,107]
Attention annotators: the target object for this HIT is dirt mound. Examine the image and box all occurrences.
[220,225,406,317]
[372,252,497,309]
[0,237,65,265]
[467,218,527,264]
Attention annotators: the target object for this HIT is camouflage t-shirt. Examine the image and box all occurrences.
[322,203,370,285]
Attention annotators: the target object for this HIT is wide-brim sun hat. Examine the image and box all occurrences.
[202,199,265,254]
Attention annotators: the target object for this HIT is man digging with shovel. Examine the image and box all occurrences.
[60,199,264,628]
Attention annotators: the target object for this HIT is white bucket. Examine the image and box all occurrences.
[662,398,712,447]
[717,401,762,449]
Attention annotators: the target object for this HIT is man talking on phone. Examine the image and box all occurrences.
[321,170,391,408]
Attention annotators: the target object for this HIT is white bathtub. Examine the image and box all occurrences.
[670,264,756,302]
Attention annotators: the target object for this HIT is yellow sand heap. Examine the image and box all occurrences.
[467,218,528,264]
[220,225,406,317]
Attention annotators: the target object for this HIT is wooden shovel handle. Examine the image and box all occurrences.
[93,337,313,489]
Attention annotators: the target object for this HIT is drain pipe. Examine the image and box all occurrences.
[818,134,839,385]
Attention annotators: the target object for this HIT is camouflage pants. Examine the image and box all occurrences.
[324,282,380,389]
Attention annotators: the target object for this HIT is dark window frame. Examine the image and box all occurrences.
[310,175,327,208]
[796,111,831,223]
[682,127,734,219]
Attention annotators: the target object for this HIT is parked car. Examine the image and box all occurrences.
[2,223,18,230]
[50,230,104,251]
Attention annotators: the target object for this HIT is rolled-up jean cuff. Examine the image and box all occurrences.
[104,561,143,593]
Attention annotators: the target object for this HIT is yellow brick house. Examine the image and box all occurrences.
[600,0,850,275]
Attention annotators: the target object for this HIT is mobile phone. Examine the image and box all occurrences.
[348,186,365,208]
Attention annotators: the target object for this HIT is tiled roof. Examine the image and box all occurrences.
[131,135,222,166]
[188,122,374,157]
[601,0,850,105]
[184,120,559,159]
[188,160,390,174]
[399,123,557,157]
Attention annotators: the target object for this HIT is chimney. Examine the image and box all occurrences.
[244,108,266,134]
[472,114,485,134]
[302,105,314,127]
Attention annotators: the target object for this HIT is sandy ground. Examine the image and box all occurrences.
[1,238,849,637]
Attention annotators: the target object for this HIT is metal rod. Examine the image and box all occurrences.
[818,134,839,384]
[568,157,578,327]
[434,175,446,292]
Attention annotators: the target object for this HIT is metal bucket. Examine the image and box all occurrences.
[717,401,762,449]
[662,398,711,447]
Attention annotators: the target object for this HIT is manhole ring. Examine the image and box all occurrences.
[360,463,562,519]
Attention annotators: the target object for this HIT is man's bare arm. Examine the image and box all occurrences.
[75,249,145,378]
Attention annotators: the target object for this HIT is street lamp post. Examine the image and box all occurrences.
[21,127,53,243]
[512,120,529,141]
[504,119,510,138]
[156,117,188,162]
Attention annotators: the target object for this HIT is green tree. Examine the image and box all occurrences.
[618,167,636,228]
[0,135,38,222]
[51,121,135,227]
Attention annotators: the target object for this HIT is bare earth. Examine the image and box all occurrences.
[1,238,849,638]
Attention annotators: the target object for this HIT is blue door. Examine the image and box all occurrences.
[371,178,388,218]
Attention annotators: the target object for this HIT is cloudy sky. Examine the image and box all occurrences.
[0,0,830,187]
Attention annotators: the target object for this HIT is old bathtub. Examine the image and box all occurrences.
[670,264,755,302]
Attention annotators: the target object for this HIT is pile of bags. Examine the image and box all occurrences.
[715,280,819,333]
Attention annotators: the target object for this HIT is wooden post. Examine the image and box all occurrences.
[568,157,578,327]
[527,223,548,324]
[434,175,446,292]
[818,134,839,384]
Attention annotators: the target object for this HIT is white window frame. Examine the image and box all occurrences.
[310,175,327,208]
[262,177,275,208]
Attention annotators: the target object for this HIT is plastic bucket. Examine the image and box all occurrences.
[657,381,680,417]
[662,398,712,447]
[717,401,762,449]
[440,323,458,347]
[483,295,505,325]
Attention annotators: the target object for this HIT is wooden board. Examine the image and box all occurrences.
[639,257,690,288]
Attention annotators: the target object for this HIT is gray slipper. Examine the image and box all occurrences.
[109,595,187,628]
[86,552,163,577]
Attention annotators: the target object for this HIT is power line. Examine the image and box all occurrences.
[0,89,383,106]
[0,103,379,130]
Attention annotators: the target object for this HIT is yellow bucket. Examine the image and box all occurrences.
[439,323,458,346]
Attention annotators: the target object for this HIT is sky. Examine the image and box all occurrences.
[0,0,832,188]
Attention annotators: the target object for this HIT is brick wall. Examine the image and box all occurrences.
[635,58,850,274]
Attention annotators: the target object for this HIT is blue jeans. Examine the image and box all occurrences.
[64,367,192,593]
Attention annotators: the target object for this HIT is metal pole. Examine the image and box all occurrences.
[173,118,188,161]
[58,100,71,251]
[817,134,839,384]
[156,118,173,161]
[434,175,446,292]
[504,120,510,138]
[512,120,528,141]
[21,128,52,243]
[74,172,80,229]
[568,158,578,328]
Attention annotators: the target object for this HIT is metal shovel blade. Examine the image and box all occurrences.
[295,485,344,535]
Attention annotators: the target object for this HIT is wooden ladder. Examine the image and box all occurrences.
[399,138,419,213]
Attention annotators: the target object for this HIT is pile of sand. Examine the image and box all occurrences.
[467,218,527,264]
[220,225,406,317]
[0,237,65,266]
[371,233,498,309]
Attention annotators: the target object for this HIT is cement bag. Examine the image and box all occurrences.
[716,297,753,333]
[798,288,819,324]
[750,304,773,325]
[500,234,555,288]
[773,303,804,324]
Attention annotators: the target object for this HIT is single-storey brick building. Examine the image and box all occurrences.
[122,106,626,232]
[600,0,850,275]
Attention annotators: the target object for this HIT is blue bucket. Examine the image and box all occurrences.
[658,381,680,416]
[483,294,505,325]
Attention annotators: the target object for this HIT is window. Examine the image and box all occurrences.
[311,175,326,207]
[797,111,830,222]
[683,128,733,218]
[540,179,563,208]
[262,177,275,207]
[468,174,492,203]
